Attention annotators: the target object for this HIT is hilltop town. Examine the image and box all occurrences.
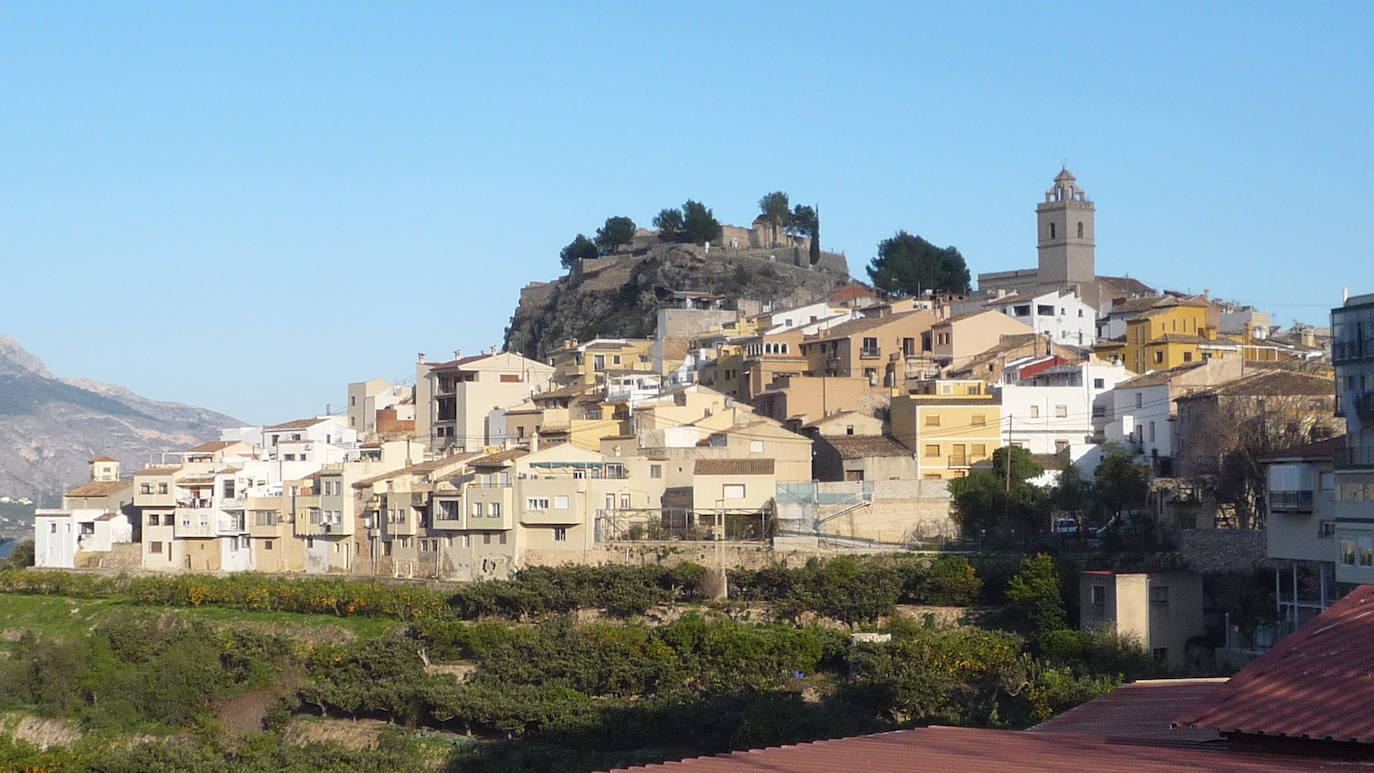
[30,169,1353,601]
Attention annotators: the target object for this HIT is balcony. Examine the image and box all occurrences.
[1269,490,1315,513]
[1354,391,1374,420]
[173,508,215,538]
[1332,340,1374,363]
[1336,446,1374,470]
[218,516,247,534]
[859,347,881,359]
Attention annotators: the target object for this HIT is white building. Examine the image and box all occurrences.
[987,289,1098,347]
[1001,362,1130,471]
[34,508,132,568]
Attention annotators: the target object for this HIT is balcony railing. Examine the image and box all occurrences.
[859,347,881,359]
[1269,490,1315,513]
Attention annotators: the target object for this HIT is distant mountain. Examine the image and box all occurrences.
[0,334,240,502]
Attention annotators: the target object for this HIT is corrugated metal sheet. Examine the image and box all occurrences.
[1030,678,1226,744]
[606,726,1352,772]
[1174,584,1374,743]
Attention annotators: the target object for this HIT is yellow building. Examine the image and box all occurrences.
[1097,301,1242,374]
[547,338,655,386]
[890,393,1002,480]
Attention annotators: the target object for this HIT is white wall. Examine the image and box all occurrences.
[1104,383,1173,458]
[990,291,1098,347]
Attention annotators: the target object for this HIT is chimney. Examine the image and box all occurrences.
[417,352,426,364]
[453,349,462,360]
[530,433,539,452]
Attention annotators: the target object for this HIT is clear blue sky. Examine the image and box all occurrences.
[3,2,1370,425]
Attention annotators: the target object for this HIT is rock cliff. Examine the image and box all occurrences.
[504,241,851,360]
[0,334,239,502]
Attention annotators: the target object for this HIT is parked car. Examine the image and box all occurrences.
[1053,517,1079,534]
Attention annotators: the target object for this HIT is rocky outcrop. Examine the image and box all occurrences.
[0,334,239,502]
[504,241,850,360]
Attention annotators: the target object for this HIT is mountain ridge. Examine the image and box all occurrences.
[0,335,239,502]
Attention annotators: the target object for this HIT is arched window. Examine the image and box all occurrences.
[1077,222,1084,238]
[1049,222,1056,239]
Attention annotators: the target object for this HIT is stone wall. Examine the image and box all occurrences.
[73,542,142,570]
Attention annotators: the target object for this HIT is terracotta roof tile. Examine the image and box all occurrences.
[264,418,325,431]
[65,480,132,498]
[469,447,531,467]
[186,440,238,453]
[693,458,775,475]
[804,311,924,344]
[88,455,119,463]
[827,435,911,459]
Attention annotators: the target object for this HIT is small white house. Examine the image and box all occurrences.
[34,508,133,568]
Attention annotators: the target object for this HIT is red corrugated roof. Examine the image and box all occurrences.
[1030,679,1226,744]
[607,726,1348,771]
[1016,356,1070,380]
[1173,583,1374,743]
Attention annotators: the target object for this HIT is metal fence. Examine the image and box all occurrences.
[595,508,771,543]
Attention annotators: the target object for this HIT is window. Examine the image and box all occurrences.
[483,533,492,545]
[490,502,501,517]
[1077,222,1084,238]
[472,501,484,517]
[1362,539,1374,567]
[862,336,878,352]
[1149,422,1157,442]
[1135,393,1143,408]
[1154,351,1165,364]
[925,413,941,426]
[1093,378,1104,390]
[499,532,508,545]
[1055,439,1070,453]
[750,440,765,453]
[264,540,273,551]
[1149,586,1169,606]
[1029,405,1040,418]
[1341,540,1357,565]
[722,483,746,500]
[1183,351,1193,363]
[971,444,987,457]
[1037,304,1055,317]
[1153,648,1169,661]
[924,444,940,458]
[1090,585,1105,605]
[526,497,550,510]
[1092,405,1106,418]
[923,473,942,480]
[1055,405,1068,418]
[158,483,168,494]
[554,495,570,509]
[1319,521,1335,538]
[1049,222,1056,239]
[140,483,152,494]
[972,414,986,426]
[620,493,631,508]
[1013,304,1031,317]
[650,464,662,479]
[150,541,163,554]
[554,527,568,542]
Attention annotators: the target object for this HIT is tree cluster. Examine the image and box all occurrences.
[653,200,722,245]
[866,230,971,295]
[559,215,639,268]
[755,191,822,263]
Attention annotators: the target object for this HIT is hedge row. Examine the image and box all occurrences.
[0,555,984,625]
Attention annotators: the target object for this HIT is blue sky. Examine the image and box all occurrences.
[3,2,1370,424]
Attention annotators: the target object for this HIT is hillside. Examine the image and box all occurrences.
[0,334,239,502]
[504,238,851,359]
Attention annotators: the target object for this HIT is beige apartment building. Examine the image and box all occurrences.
[930,310,1035,370]
[1080,570,1204,672]
[415,350,554,452]
[752,375,890,427]
[546,338,655,387]
[800,310,938,387]
[891,390,1002,480]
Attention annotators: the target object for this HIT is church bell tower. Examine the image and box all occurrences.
[1036,168,1095,285]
